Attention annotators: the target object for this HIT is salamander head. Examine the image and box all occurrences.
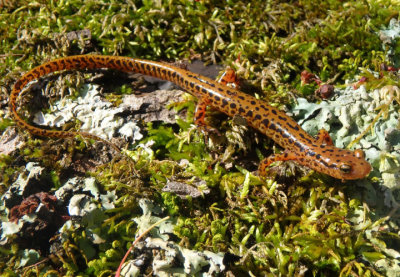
[312,148,372,180]
[335,149,372,180]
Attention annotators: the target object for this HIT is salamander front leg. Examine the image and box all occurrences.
[258,151,297,176]
[194,98,220,135]
[315,129,334,145]
[218,67,240,88]
[194,68,239,134]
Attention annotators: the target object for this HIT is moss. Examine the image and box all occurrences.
[1,0,400,276]
[0,118,13,132]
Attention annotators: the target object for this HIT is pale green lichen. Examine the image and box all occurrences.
[34,84,144,141]
[1,1,400,276]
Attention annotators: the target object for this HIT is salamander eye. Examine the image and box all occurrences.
[339,163,352,174]
[354,149,365,159]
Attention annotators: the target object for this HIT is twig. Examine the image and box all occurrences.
[115,216,170,277]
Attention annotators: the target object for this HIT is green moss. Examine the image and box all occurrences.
[1,0,399,276]
[0,118,13,132]
[0,155,16,188]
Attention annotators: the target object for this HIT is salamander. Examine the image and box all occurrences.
[10,55,372,180]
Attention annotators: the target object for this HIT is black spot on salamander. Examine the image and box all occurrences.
[221,99,228,107]
[278,115,287,121]
[161,69,167,75]
[255,114,261,120]
[107,59,115,67]
[287,123,300,131]
[209,83,215,87]
[184,80,189,87]
[218,87,224,92]
[294,141,305,152]
[238,95,245,100]
[250,100,256,105]
[201,88,207,94]
[269,123,276,130]
[230,103,237,109]
[238,107,245,113]
[307,151,316,156]
[227,90,236,96]
[14,81,21,91]
[171,71,177,78]
[320,159,335,168]
[316,154,321,159]
[187,74,193,78]
[255,107,260,111]
[288,138,293,144]
[189,82,195,88]
[146,64,151,71]
[115,59,121,66]
[214,96,220,101]
[282,133,289,138]
[271,109,277,115]
[247,111,254,117]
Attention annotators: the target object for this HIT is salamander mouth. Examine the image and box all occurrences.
[346,162,372,180]
[359,162,372,177]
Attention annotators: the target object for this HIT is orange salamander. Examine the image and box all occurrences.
[10,55,372,180]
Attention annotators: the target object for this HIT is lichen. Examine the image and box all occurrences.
[34,84,144,141]
[1,1,400,276]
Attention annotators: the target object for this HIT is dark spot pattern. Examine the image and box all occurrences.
[9,54,372,180]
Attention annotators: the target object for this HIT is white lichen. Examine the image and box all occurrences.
[33,84,143,141]
[129,199,225,276]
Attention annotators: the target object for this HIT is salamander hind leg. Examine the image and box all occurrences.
[258,151,297,176]
[315,129,334,145]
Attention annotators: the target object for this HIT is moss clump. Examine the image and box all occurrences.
[1,0,400,276]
